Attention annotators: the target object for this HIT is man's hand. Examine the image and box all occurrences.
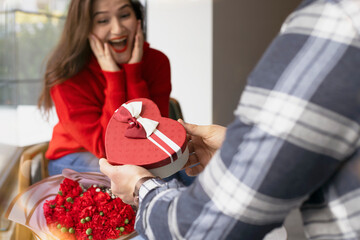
[179,119,226,176]
[99,158,154,205]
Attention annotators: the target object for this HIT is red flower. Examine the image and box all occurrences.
[59,178,83,198]
[43,178,136,240]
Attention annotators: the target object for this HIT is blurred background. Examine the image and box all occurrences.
[0,0,67,106]
[0,0,66,147]
[0,0,305,239]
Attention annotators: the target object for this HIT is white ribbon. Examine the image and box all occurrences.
[121,102,159,138]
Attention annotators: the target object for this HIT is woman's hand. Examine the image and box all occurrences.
[99,158,154,205]
[179,119,226,176]
[128,20,144,64]
[89,34,120,72]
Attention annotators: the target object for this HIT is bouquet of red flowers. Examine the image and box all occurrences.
[6,169,137,240]
[43,178,135,240]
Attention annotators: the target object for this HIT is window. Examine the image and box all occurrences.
[0,0,68,146]
[0,0,68,105]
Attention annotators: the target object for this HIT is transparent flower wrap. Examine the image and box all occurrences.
[5,169,137,240]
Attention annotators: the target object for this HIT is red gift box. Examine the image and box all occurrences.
[105,98,189,178]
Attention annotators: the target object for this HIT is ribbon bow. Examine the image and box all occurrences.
[114,101,159,139]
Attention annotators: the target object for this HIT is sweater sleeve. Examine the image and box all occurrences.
[51,70,126,158]
[102,70,127,125]
[123,50,171,117]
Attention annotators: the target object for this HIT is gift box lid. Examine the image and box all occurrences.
[105,98,188,170]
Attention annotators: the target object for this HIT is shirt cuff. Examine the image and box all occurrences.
[138,178,165,202]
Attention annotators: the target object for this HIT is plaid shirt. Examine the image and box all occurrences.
[135,0,360,239]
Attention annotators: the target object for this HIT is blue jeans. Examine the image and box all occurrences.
[163,169,195,186]
[48,152,100,176]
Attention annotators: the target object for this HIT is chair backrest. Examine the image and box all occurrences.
[169,97,184,120]
[16,142,49,240]
[18,142,49,193]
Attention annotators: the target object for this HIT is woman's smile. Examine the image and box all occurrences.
[109,36,128,53]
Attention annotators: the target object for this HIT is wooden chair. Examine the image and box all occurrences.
[169,97,184,120]
[18,142,49,194]
[16,142,49,240]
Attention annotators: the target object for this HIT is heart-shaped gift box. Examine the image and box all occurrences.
[105,98,189,178]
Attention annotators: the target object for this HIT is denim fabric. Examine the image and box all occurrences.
[163,169,195,186]
[48,152,100,176]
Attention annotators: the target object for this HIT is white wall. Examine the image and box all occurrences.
[146,0,300,126]
[147,0,213,125]
[213,0,302,126]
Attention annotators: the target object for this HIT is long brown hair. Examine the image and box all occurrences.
[38,0,144,116]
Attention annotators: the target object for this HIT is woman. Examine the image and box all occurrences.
[38,0,171,176]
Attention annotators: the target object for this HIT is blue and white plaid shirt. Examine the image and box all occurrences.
[135,0,360,239]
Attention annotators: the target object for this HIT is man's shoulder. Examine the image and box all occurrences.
[281,0,360,48]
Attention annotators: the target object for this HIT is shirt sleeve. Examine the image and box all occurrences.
[134,1,360,239]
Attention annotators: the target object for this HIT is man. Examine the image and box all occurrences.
[100,0,360,239]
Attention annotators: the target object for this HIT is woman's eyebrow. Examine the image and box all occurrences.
[93,11,108,18]
[117,4,132,11]
[93,4,132,17]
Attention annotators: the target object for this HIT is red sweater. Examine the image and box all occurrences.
[46,42,171,160]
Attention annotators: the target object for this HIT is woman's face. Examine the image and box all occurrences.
[91,0,137,64]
